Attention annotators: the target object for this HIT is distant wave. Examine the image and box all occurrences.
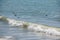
[0,16,60,36]
[0,36,14,40]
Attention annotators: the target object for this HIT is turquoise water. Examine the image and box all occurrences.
[0,0,60,40]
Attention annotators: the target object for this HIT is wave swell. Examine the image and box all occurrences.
[0,16,60,36]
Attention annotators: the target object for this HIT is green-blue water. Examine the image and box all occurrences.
[0,0,60,40]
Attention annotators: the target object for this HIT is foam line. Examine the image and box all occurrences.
[0,16,60,36]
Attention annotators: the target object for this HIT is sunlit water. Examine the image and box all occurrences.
[0,0,60,40]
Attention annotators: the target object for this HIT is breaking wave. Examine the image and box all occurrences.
[0,36,14,40]
[0,16,60,36]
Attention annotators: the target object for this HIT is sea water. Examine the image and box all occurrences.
[0,0,60,40]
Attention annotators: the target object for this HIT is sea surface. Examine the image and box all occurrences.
[0,0,60,40]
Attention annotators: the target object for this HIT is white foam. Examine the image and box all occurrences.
[44,28,60,36]
[0,36,14,40]
[27,23,60,36]
[7,18,24,26]
[28,24,43,32]
[0,16,60,36]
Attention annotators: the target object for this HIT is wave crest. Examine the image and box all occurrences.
[0,16,60,36]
